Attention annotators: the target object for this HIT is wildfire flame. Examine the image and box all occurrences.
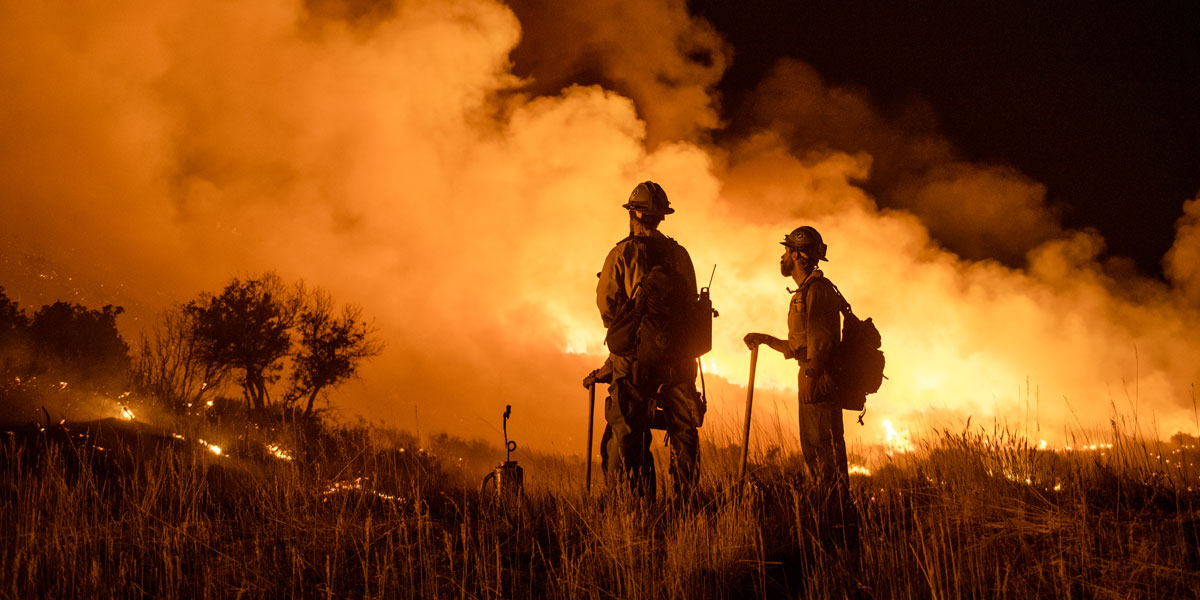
[883,420,914,455]
[267,444,294,461]
[196,438,222,455]
[323,477,401,502]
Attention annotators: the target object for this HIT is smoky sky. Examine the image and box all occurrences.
[2,0,1199,450]
[690,0,1200,276]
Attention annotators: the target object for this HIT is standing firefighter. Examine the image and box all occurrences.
[743,226,859,548]
[595,181,704,501]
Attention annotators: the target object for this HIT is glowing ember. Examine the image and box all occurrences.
[267,444,294,461]
[120,405,136,420]
[323,477,401,501]
[848,464,871,476]
[197,439,222,455]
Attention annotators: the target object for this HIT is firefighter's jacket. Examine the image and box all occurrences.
[786,269,841,371]
[596,230,697,330]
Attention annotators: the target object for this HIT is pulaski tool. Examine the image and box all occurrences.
[739,346,759,480]
[586,381,596,491]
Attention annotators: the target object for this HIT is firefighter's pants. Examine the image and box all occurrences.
[797,398,858,550]
[604,355,701,500]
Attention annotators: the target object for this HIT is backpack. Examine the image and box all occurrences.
[604,236,711,364]
[802,275,885,412]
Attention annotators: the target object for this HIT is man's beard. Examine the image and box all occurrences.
[780,256,793,277]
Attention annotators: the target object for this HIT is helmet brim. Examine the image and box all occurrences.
[624,203,674,215]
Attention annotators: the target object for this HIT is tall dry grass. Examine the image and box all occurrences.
[2,416,1198,599]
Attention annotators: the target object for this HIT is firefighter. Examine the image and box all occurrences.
[595,181,703,501]
[743,226,858,548]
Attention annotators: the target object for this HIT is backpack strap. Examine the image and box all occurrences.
[825,280,854,318]
[797,272,851,313]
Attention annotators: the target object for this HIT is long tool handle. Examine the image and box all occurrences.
[739,346,759,480]
[586,382,596,492]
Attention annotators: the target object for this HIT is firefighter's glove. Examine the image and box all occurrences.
[582,358,614,388]
[800,367,836,403]
[743,332,769,350]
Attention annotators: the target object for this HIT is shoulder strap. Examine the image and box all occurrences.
[826,280,854,317]
[803,273,854,317]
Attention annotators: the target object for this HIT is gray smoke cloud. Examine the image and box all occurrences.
[734,59,1066,264]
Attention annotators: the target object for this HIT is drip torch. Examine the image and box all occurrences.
[481,405,523,497]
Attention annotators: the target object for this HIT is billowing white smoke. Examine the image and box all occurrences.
[1,0,1196,451]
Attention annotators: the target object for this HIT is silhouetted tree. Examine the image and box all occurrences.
[29,301,130,392]
[0,287,27,332]
[0,287,31,381]
[133,308,230,413]
[136,273,381,417]
[184,273,302,411]
[286,290,382,416]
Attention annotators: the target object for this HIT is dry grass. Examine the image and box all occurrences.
[2,416,1199,599]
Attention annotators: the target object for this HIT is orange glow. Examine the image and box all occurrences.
[0,0,1198,451]
[267,444,294,461]
[883,420,914,455]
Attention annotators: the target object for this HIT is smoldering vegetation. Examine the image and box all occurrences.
[4,405,1200,598]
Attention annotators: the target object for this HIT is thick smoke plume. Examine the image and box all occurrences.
[1,0,1197,451]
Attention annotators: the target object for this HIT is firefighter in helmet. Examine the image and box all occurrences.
[591,181,703,501]
[743,226,858,547]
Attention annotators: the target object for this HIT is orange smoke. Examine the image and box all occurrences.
[1,0,1197,452]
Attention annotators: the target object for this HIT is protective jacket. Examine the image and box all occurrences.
[787,269,841,401]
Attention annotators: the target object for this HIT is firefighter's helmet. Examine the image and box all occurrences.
[622,181,673,215]
[781,226,828,261]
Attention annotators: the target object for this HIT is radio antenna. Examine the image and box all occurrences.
[707,264,717,289]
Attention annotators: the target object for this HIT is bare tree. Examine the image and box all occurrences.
[286,290,382,416]
[133,308,229,413]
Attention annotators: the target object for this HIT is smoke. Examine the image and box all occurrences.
[1166,197,1200,304]
[506,0,729,145]
[734,59,1065,264]
[1,0,1197,451]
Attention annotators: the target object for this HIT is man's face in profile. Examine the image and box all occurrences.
[780,247,795,277]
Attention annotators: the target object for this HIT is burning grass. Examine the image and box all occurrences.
[2,416,1199,599]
